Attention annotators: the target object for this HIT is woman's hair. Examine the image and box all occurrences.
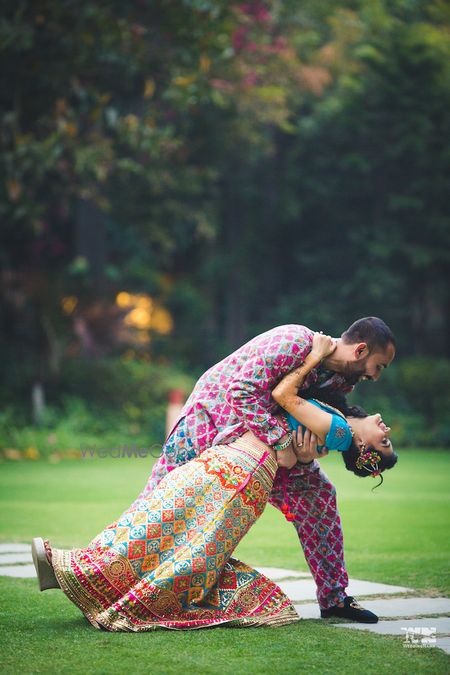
[301,385,398,485]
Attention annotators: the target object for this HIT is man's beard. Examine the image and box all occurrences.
[342,362,367,385]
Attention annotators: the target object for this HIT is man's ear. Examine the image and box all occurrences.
[354,342,369,360]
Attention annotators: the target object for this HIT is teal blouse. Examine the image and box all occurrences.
[286,399,352,453]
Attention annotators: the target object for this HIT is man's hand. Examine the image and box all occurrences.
[293,427,329,463]
[276,427,329,468]
[275,443,298,470]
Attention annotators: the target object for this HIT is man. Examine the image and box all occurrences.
[134,316,396,622]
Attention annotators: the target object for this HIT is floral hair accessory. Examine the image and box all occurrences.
[356,449,382,477]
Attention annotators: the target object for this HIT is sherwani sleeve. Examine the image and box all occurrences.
[225,326,314,446]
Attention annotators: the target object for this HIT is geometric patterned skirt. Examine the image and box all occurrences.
[52,437,300,631]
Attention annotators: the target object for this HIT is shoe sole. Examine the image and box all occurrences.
[321,613,378,623]
[31,537,60,591]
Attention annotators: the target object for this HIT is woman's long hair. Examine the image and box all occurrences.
[301,385,398,484]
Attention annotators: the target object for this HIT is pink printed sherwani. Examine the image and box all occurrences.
[133,325,354,609]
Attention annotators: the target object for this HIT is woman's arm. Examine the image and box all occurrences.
[272,334,336,443]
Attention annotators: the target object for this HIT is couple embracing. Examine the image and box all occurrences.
[33,317,397,631]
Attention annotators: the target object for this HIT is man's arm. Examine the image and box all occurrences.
[225,326,314,446]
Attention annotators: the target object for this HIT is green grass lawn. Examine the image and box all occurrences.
[0,450,449,674]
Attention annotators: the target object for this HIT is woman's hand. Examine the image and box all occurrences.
[311,332,337,361]
[293,427,329,463]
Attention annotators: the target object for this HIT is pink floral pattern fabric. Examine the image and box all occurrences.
[133,324,354,609]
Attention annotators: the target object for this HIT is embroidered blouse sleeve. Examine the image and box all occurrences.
[325,414,353,452]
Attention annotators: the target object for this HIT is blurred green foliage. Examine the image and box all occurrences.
[0,1,449,449]
[0,360,196,458]
[349,357,450,447]
[1,355,449,457]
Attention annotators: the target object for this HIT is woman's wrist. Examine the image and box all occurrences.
[307,350,326,365]
[273,432,293,452]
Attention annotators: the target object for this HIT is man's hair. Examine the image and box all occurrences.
[341,317,395,353]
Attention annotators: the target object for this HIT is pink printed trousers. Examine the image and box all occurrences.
[131,415,348,610]
[269,463,348,609]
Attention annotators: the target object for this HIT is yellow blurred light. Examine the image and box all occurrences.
[136,295,153,310]
[152,307,173,335]
[62,296,78,314]
[24,446,40,460]
[117,291,172,336]
[125,307,152,329]
[116,292,132,308]
[173,74,196,87]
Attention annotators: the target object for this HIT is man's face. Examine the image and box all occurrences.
[343,342,396,384]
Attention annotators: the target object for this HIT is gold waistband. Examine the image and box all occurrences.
[217,436,278,479]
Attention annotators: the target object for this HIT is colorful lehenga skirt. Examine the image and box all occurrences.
[52,437,299,631]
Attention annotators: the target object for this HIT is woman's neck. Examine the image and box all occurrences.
[346,416,364,449]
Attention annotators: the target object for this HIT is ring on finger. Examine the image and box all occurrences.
[298,442,303,448]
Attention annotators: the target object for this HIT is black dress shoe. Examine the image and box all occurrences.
[320,596,378,623]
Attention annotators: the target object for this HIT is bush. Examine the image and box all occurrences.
[0,358,196,459]
[55,357,196,414]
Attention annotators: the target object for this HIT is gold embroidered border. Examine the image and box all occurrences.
[52,548,105,629]
[218,438,278,481]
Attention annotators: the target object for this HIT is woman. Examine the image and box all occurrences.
[32,433,298,630]
[32,335,396,631]
[271,333,398,483]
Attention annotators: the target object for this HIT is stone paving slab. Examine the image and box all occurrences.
[0,564,37,578]
[333,618,450,655]
[295,597,450,620]
[256,567,311,580]
[278,578,413,602]
[0,543,31,553]
[0,552,33,564]
[335,617,450,635]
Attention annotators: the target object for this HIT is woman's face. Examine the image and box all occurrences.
[360,413,393,455]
